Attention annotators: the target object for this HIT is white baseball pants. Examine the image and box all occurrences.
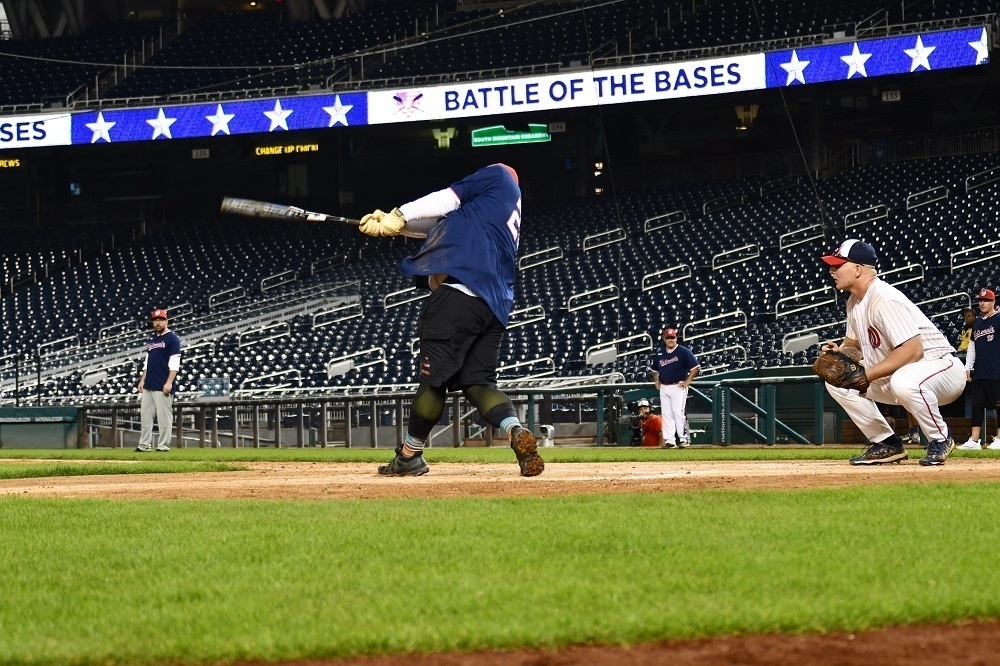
[658,383,690,445]
[138,390,174,450]
[826,356,965,444]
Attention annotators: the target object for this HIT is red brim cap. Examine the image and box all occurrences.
[821,255,849,266]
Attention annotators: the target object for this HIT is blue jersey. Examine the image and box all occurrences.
[400,164,521,326]
[971,312,1000,380]
[650,344,699,384]
[145,330,181,393]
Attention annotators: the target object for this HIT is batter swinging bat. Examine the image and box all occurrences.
[220,197,432,238]
[220,197,360,225]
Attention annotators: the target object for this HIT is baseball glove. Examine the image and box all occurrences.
[813,350,870,393]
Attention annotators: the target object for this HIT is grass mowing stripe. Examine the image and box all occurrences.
[0,462,247,480]
[1,483,999,665]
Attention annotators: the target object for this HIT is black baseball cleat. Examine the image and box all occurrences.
[509,426,544,477]
[920,437,955,466]
[378,446,429,476]
[849,436,908,466]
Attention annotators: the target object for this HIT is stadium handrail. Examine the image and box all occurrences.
[4,12,992,115]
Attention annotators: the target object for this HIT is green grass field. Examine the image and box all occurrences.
[0,448,998,665]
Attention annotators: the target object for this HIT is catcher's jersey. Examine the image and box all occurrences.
[845,279,955,387]
[970,311,1000,379]
[400,164,520,326]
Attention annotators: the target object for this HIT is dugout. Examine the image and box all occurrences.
[0,407,83,448]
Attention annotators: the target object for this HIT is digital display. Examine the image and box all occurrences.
[471,124,551,147]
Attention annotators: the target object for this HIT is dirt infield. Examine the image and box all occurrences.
[4,457,1000,500]
[4,457,1000,665]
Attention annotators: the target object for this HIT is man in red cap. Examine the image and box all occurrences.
[818,239,966,466]
[136,308,181,452]
[958,288,1000,450]
[635,399,664,447]
[650,327,700,448]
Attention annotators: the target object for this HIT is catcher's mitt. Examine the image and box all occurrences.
[813,350,870,393]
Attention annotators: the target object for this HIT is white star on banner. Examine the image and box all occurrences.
[969,27,989,65]
[86,112,115,143]
[841,43,873,79]
[146,108,177,140]
[904,35,935,72]
[779,50,809,85]
[264,100,293,132]
[323,95,353,127]
[206,104,236,136]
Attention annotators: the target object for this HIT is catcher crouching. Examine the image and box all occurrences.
[816,239,966,466]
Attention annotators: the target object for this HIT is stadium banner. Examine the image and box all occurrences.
[0,113,72,149]
[764,26,988,88]
[367,54,765,124]
[70,93,367,144]
[39,24,990,146]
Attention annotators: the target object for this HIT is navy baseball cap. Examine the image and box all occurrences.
[821,239,878,266]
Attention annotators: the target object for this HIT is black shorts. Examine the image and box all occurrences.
[970,379,1000,422]
[417,286,504,389]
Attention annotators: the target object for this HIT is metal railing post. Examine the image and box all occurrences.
[273,404,282,448]
[319,402,328,448]
[211,407,219,448]
[345,399,353,448]
[252,404,260,448]
[297,403,305,448]
[527,393,536,433]
[396,397,405,447]
[199,405,207,448]
[175,402,183,448]
[77,406,87,448]
[762,384,776,444]
[231,405,239,447]
[814,382,826,444]
[595,389,605,446]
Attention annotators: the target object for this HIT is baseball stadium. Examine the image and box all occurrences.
[1,0,1000,664]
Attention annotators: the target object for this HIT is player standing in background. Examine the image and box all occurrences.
[956,307,976,355]
[136,308,181,452]
[357,163,543,477]
[650,328,700,448]
[958,288,1000,450]
[818,239,966,466]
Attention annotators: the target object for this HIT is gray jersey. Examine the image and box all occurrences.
[845,279,955,388]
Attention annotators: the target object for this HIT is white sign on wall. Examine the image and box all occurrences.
[0,113,72,149]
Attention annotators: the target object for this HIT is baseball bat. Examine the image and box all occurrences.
[220,197,360,225]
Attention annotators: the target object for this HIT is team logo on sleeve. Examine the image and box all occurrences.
[867,326,882,349]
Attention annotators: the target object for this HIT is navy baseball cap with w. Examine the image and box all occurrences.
[821,239,878,266]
